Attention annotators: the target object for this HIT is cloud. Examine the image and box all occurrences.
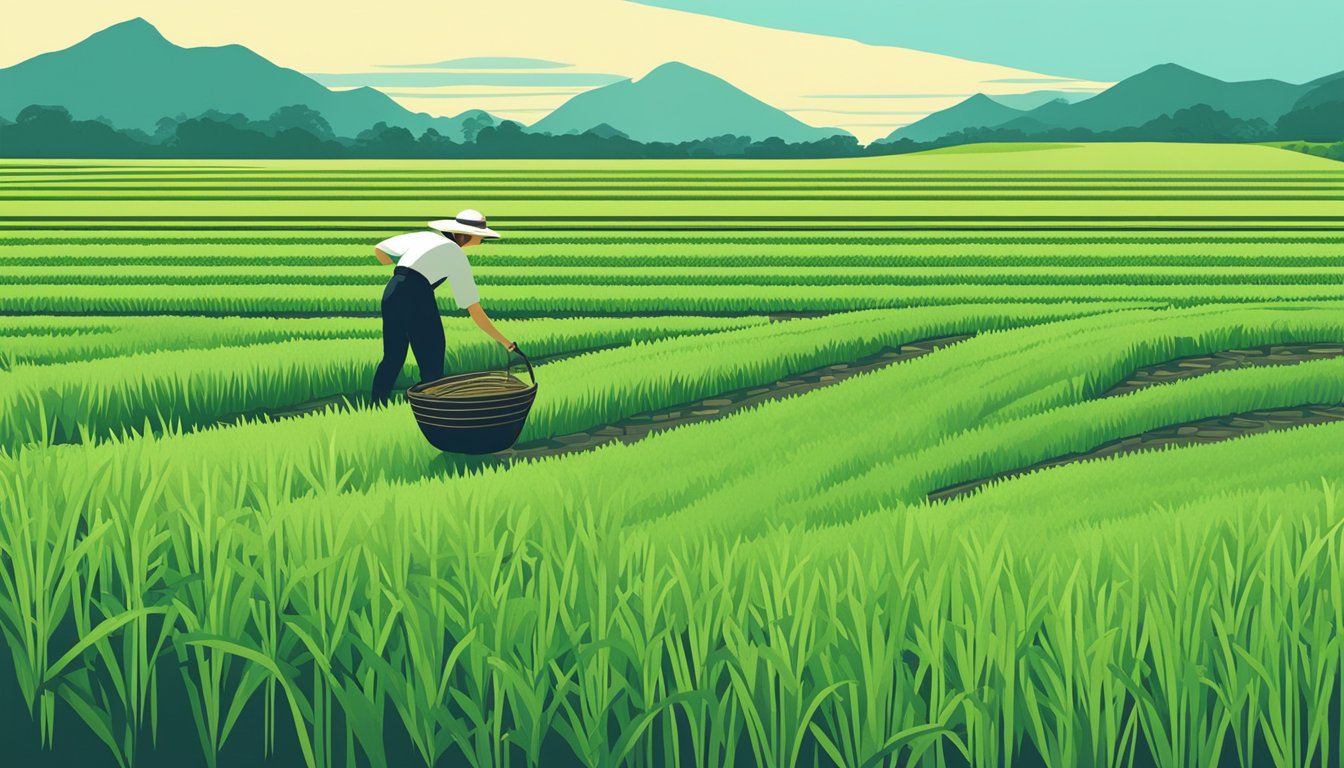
[786,108,938,115]
[378,56,572,69]
[380,90,587,99]
[983,77,1083,84]
[305,72,627,87]
[800,93,974,100]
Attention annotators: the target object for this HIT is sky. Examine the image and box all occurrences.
[14,0,1274,143]
[632,0,1344,84]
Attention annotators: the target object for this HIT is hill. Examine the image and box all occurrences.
[0,17,494,139]
[528,61,848,144]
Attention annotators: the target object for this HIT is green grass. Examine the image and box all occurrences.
[7,307,1343,766]
[0,314,764,368]
[4,149,1344,767]
[9,239,1344,270]
[11,283,1344,316]
[17,264,1344,287]
[0,304,1123,482]
[0,315,784,446]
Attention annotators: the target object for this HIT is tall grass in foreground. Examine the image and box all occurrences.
[2,429,1341,767]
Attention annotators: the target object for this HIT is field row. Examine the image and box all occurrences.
[6,199,1343,221]
[12,180,1344,190]
[0,314,765,369]
[8,169,1344,179]
[0,304,1114,464]
[12,283,1344,315]
[7,303,1339,512]
[13,264,1344,287]
[12,252,1344,269]
[0,304,1116,450]
[6,231,1341,246]
[12,191,1344,202]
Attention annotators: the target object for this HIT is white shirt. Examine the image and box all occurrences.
[376,231,481,309]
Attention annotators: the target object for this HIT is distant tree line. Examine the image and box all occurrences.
[1,99,1341,159]
[0,103,882,159]
[1279,140,1344,162]
[877,102,1344,154]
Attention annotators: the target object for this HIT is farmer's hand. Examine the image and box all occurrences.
[504,339,517,352]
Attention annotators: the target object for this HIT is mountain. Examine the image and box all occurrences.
[878,63,1322,144]
[528,61,848,143]
[1294,76,1344,110]
[1307,69,1344,87]
[986,90,1094,111]
[0,18,495,139]
[883,94,1027,142]
[581,123,631,140]
[1014,63,1308,132]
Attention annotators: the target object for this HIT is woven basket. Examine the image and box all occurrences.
[407,349,537,454]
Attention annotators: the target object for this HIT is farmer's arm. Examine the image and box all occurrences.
[466,303,515,350]
[451,261,513,349]
[374,233,407,265]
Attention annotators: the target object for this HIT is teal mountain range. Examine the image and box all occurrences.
[886,63,1344,143]
[527,61,849,143]
[0,18,495,139]
[2,18,1340,147]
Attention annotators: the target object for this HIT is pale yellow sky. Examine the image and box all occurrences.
[3,0,1111,142]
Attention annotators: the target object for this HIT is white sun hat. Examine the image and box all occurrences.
[429,209,502,239]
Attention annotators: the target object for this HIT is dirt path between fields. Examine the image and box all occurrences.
[442,334,974,469]
[1098,342,1344,398]
[928,341,1344,503]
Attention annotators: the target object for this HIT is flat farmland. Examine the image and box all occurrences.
[3,142,1344,768]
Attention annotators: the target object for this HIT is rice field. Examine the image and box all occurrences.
[3,142,1344,767]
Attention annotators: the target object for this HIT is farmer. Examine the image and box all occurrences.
[370,209,516,404]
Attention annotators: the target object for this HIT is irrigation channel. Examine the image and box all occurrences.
[929,341,1344,502]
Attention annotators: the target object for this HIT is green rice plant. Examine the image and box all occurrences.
[5,234,1343,250]
[719,551,852,768]
[603,305,1339,543]
[11,282,1344,317]
[5,402,1344,765]
[7,151,1344,766]
[0,316,768,447]
[0,314,762,367]
[580,302,1343,540]
[893,355,1344,515]
[163,475,274,768]
[658,550,745,767]
[16,264,1344,289]
[0,303,1129,515]
[13,240,1344,272]
[68,467,181,767]
[211,436,1344,767]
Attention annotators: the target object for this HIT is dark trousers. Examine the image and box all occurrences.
[371,266,445,404]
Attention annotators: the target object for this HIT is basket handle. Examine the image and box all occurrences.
[506,344,536,387]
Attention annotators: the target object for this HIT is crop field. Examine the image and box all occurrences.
[2,142,1344,768]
